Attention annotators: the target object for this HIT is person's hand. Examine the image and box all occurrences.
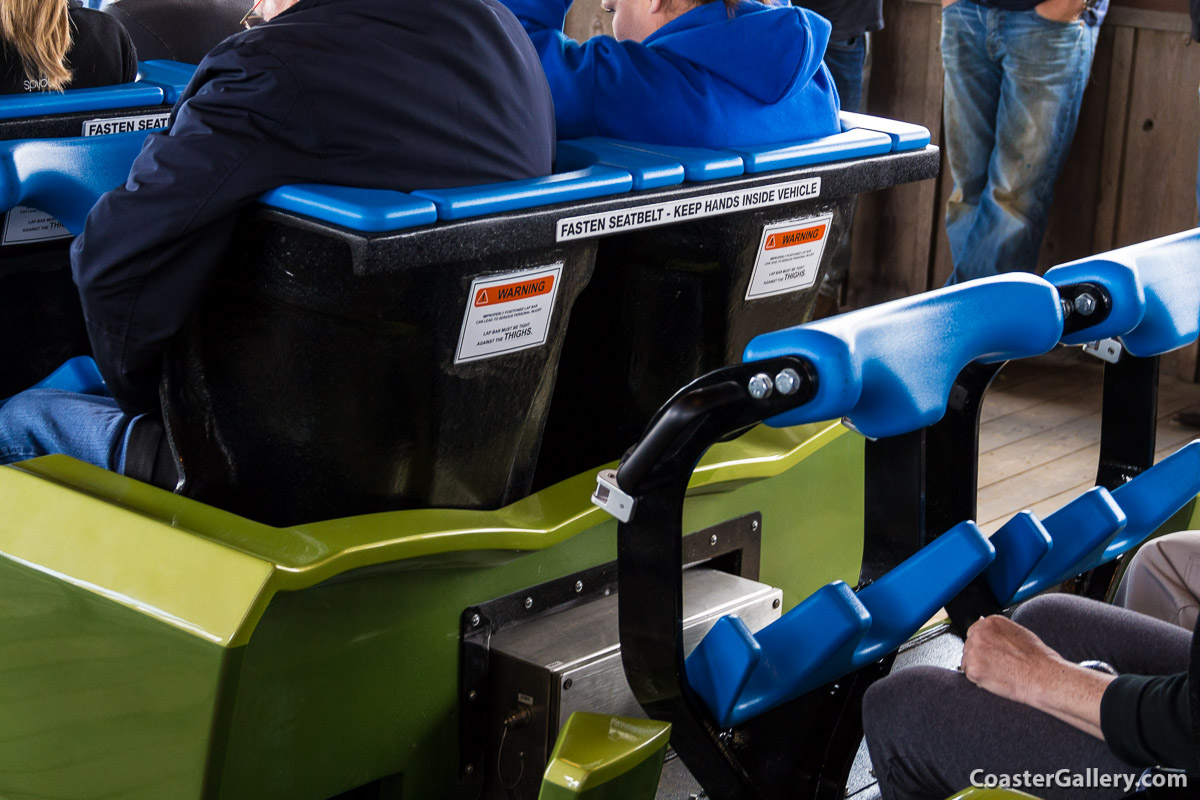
[961,614,1070,706]
[1034,0,1087,23]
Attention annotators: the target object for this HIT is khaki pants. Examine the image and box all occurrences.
[1114,529,1200,630]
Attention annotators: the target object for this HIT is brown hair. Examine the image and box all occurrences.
[1,0,72,91]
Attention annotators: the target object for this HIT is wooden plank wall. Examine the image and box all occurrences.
[847,0,1200,377]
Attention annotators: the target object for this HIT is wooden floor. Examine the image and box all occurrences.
[977,347,1200,535]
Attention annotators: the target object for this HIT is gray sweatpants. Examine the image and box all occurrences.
[862,594,1192,800]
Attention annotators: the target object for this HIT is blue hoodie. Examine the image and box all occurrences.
[501,0,842,148]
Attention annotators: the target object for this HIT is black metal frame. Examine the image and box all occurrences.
[609,355,906,799]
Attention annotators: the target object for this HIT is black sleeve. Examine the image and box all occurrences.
[70,40,314,414]
[1101,673,1199,772]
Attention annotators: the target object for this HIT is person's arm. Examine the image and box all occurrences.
[70,38,312,414]
[962,614,1198,772]
[961,614,1115,739]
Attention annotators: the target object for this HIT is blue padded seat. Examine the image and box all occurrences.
[838,111,932,152]
[0,129,153,233]
[568,139,744,182]
[29,356,106,396]
[0,83,164,121]
[1044,228,1200,354]
[725,127,893,174]
[687,520,995,728]
[556,140,685,190]
[743,274,1065,439]
[410,165,633,222]
[258,185,437,232]
[136,60,198,105]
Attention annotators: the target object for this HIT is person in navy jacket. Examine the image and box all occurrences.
[500,0,842,148]
[0,0,554,477]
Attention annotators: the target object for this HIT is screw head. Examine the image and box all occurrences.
[775,367,801,395]
[1074,292,1097,315]
[524,597,534,610]
[709,534,718,546]
[563,678,573,691]
[751,519,759,532]
[467,689,477,701]
[470,613,481,627]
[574,580,583,593]
[465,764,475,777]
[772,598,781,609]
[747,373,773,399]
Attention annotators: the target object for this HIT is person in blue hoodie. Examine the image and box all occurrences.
[500,0,842,148]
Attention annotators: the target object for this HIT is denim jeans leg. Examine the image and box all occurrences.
[0,389,136,472]
[949,10,1097,283]
[941,2,1003,281]
[818,34,868,299]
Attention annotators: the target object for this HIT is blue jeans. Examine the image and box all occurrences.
[819,33,868,299]
[941,1,1098,285]
[0,389,135,472]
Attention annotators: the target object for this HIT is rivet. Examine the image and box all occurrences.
[709,534,718,546]
[524,597,534,610]
[574,580,583,593]
[470,613,481,627]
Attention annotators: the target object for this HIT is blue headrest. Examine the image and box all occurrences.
[136,60,198,105]
[743,274,1064,438]
[1045,228,1200,355]
[0,83,164,120]
[0,130,152,233]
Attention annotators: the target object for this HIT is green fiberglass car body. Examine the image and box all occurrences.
[0,421,862,798]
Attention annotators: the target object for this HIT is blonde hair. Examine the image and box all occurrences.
[1,0,72,91]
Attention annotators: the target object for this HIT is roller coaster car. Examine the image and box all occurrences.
[0,109,935,798]
[3,88,1197,799]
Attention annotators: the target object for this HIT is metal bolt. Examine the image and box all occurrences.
[772,598,781,609]
[524,597,534,610]
[1074,292,1097,315]
[574,580,583,593]
[709,534,718,546]
[775,367,801,395]
[747,373,773,399]
[470,613,481,627]
[467,689,477,701]
[563,678,573,691]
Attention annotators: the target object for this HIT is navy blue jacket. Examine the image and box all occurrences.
[72,0,555,414]
[500,0,841,147]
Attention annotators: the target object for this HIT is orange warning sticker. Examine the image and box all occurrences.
[764,224,827,251]
[746,213,833,301]
[474,276,555,306]
[457,264,563,363]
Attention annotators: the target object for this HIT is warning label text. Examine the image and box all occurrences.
[556,178,821,241]
[457,264,563,363]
